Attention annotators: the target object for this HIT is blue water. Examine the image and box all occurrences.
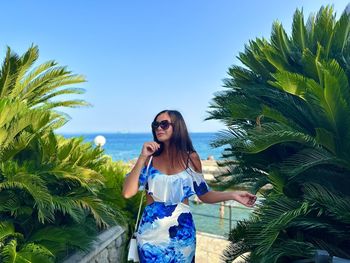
[60,132,226,161]
[59,132,252,236]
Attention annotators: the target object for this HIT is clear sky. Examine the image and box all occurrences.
[1,1,349,133]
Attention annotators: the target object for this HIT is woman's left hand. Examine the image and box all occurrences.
[232,191,257,207]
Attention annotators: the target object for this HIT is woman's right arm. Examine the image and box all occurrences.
[122,142,160,199]
[122,154,148,199]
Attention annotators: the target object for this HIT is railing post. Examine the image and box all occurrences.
[229,205,232,232]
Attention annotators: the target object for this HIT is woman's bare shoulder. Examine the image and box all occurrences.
[189,151,202,173]
[189,151,200,160]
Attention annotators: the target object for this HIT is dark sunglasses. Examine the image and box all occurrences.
[151,120,173,130]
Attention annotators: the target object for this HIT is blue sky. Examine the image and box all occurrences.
[1,1,349,133]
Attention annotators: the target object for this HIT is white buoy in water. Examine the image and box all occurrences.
[94,135,106,147]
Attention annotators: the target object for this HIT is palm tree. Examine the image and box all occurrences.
[207,6,350,262]
[0,46,128,262]
[0,45,88,109]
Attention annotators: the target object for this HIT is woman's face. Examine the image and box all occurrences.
[154,112,174,142]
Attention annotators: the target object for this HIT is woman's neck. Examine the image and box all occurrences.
[162,141,170,153]
[161,142,173,164]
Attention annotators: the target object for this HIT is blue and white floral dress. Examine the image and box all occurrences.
[128,159,210,262]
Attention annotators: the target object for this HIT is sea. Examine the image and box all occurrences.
[61,132,253,237]
[61,132,226,162]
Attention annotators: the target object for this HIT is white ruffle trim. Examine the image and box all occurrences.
[146,167,209,205]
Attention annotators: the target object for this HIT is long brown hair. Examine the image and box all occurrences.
[152,110,196,170]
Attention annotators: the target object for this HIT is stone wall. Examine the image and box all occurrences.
[62,225,128,263]
[195,231,230,263]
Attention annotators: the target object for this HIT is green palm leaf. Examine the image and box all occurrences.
[292,9,307,50]
[0,239,54,263]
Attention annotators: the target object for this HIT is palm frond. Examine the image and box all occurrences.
[292,9,307,51]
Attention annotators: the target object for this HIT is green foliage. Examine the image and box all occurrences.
[0,45,89,112]
[208,6,350,262]
[97,156,146,233]
[1,239,55,263]
[0,46,130,262]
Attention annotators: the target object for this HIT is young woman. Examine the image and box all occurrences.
[123,110,256,262]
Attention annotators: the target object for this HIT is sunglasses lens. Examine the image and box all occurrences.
[151,121,159,129]
[160,121,170,130]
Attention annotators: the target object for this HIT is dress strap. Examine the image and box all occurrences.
[134,156,153,233]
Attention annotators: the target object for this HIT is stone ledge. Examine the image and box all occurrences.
[62,225,127,263]
[197,231,228,240]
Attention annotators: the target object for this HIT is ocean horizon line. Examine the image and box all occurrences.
[57,131,222,135]
[58,132,226,161]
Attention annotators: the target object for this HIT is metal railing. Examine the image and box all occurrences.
[189,200,254,234]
